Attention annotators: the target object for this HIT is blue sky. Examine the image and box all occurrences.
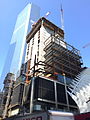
[0,0,90,89]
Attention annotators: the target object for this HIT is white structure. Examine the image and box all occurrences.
[68,68,90,113]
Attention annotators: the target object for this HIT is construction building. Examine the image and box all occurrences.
[0,91,3,118]
[5,17,83,118]
[8,76,79,117]
[1,73,15,118]
[25,17,83,84]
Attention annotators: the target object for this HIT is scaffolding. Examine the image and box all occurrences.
[26,34,83,81]
[43,35,83,79]
[2,73,15,118]
[25,17,83,80]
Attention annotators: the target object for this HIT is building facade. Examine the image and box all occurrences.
[25,17,83,84]
[0,91,3,118]
[2,73,15,118]
[1,3,40,80]
[8,76,79,117]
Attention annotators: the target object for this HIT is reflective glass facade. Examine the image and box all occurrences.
[57,74,72,85]
[22,77,78,113]
[1,3,40,79]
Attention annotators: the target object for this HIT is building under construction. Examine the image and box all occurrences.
[4,17,83,118]
[25,17,83,84]
[0,91,3,118]
[1,73,15,119]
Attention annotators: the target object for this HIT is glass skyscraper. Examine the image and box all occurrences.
[1,3,40,80]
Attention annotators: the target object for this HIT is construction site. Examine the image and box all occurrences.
[25,17,82,82]
[1,3,90,120]
[0,17,84,120]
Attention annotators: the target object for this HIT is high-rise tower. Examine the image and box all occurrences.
[1,3,40,80]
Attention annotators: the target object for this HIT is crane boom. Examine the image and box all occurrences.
[82,42,90,48]
[61,4,64,30]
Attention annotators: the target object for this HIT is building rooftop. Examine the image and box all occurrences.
[26,17,64,43]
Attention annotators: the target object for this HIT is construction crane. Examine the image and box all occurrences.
[61,4,64,30]
[44,11,51,18]
[82,42,90,48]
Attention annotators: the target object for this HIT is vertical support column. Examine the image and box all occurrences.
[30,55,36,113]
[30,77,35,113]
[21,82,26,115]
[63,73,69,111]
[54,82,58,110]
